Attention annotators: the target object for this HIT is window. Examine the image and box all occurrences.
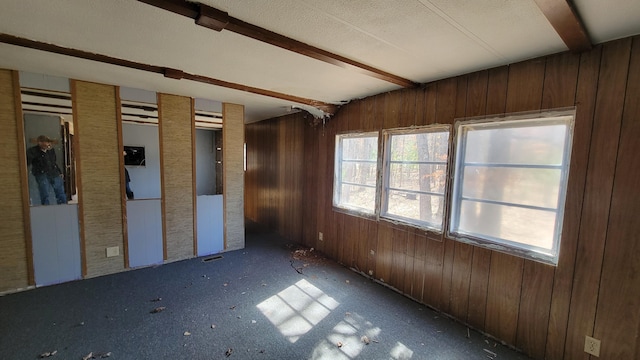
[381,126,450,231]
[333,132,379,215]
[449,112,574,265]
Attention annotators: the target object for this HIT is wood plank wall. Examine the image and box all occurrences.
[73,81,124,278]
[244,35,640,359]
[0,70,31,292]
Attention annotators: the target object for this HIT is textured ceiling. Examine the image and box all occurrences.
[1,0,639,122]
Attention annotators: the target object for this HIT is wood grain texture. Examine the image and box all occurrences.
[564,38,631,359]
[0,69,30,292]
[159,93,194,261]
[73,80,124,278]
[222,103,245,251]
[543,49,585,360]
[592,36,640,360]
[115,87,129,268]
[241,35,640,359]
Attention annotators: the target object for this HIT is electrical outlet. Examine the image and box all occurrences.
[106,246,119,258]
[584,336,601,357]
[318,232,323,241]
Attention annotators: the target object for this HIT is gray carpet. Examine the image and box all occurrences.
[0,224,532,360]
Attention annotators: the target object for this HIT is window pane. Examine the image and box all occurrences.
[389,163,446,194]
[458,200,556,250]
[343,136,378,161]
[342,161,377,186]
[382,128,450,230]
[339,184,376,213]
[461,166,561,208]
[334,132,378,214]
[465,123,567,165]
[390,132,448,162]
[386,190,444,226]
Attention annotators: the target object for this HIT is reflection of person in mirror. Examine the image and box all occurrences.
[123,150,134,200]
[26,135,67,205]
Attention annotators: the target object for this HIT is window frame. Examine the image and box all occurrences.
[447,110,575,265]
[380,125,452,232]
[332,131,381,218]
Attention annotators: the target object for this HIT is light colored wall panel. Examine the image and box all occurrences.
[73,80,124,277]
[159,93,194,261]
[127,199,163,267]
[31,205,81,286]
[0,69,30,292]
[197,195,224,256]
[223,103,245,251]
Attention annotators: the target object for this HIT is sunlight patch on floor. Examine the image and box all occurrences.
[257,279,339,343]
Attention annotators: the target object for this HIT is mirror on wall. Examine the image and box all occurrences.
[21,88,77,206]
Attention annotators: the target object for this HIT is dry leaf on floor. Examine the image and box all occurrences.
[95,352,111,358]
[150,297,162,302]
[225,348,233,357]
[184,331,191,336]
[361,336,370,345]
[229,305,236,310]
[211,324,216,329]
[82,352,93,360]
[150,307,166,314]
[337,342,343,348]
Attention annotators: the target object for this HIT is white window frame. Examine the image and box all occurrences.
[333,131,381,217]
[448,110,575,265]
[381,125,451,232]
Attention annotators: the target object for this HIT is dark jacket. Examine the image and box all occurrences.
[26,145,62,177]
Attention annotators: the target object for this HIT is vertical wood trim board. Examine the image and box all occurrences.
[115,87,129,269]
[191,99,198,256]
[73,80,124,278]
[222,103,245,251]
[0,69,30,292]
[70,81,87,276]
[158,93,194,261]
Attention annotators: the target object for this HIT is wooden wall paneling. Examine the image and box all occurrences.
[277,117,287,238]
[360,95,378,132]
[0,69,31,292]
[341,214,358,268]
[449,76,473,320]
[593,35,640,359]
[435,77,457,313]
[546,46,600,360]
[354,218,369,273]
[73,81,124,277]
[398,88,417,128]
[376,221,394,283]
[485,252,524,344]
[423,84,437,125]
[411,231,427,302]
[467,247,491,329]
[158,94,195,261]
[314,120,327,254]
[519,51,580,358]
[302,120,317,247]
[485,66,509,115]
[244,125,256,222]
[390,226,408,293]
[461,69,490,329]
[517,261,555,358]
[564,38,631,359]
[513,56,557,358]
[422,238,444,309]
[403,228,417,296]
[383,92,398,129]
[414,87,426,127]
[324,119,338,259]
[365,217,379,279]
[504,59,546,112]
[334,107,350,263]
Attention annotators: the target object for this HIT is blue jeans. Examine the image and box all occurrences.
[35,174,67,205]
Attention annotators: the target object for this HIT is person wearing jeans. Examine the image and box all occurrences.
[26,135,67,205]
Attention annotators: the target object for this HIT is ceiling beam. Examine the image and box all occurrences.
[0,33,338,115]
[533,0,592,52]
[137,0,418,88]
